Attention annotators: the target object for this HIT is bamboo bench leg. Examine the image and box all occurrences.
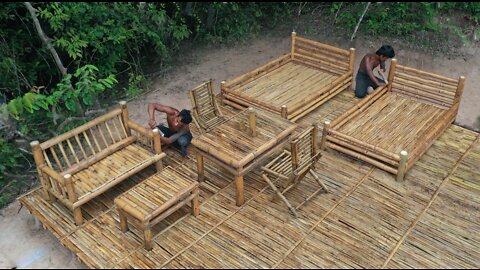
[192,188,200,217]
[262,174,298,217]
[119,209,129,232]
[73,207,84,226]
[235,175,245,206]
[144,224,153,251]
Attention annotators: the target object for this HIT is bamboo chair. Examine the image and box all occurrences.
[189,79,224,133]
[261,124,329,217]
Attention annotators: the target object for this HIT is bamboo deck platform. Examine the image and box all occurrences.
[18,90,480,268]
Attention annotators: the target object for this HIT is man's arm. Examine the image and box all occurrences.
[148,103,177,128]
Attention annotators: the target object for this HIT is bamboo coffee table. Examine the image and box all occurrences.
[114,166,200,250]
[192,107,297,206]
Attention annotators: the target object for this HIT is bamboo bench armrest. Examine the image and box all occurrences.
[40,165,65,185]
[128,120,154,138]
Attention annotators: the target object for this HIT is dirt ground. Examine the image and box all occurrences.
[1,24,479,268]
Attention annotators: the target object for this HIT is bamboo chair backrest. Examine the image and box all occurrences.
[389,60,464,109]
[189,80,222,129]
[39,109,130,174]
[291,124,319,176]
[291,32,354,76]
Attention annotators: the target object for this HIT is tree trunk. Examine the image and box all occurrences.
[350,2,371,41]
[24,2,68,78]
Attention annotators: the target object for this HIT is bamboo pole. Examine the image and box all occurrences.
[222,98,247,111]
[152,128,163,172]
[396,64,459,85]
[40,109,122,149]
[392,82,454,105]
[326,142,398,174]
[396,150,408,181]
[281,105,288,119]
[196,152,204,182]
[119,101,131,136]
[235,175,244,206]
[262,174,298,217]
[31,141,53,201]
[453,76,465,107]
[291,31,296,60]
[320,121,330,151]
[394,76,456,97]
[192,188,200,217]
[387,59,397,91]
[222,86,282,112]
[348,48,356,72]
[248,108,257,137]
[64,174,83,225]
[293,57,344,76]
[395,71,458,91]
[295,40,350,61]
[295,36,350,56]
[294,48,350,69]
[327,129,400,161]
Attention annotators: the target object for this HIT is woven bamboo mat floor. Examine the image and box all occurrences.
[18,90,480,268]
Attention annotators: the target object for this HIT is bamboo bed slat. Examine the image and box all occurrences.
[222,32,354,121]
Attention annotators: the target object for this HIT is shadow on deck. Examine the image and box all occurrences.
[18,90,480,268]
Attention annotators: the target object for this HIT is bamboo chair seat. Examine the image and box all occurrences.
[189,79,225,133]
[72,144,157,200]
[261,124,328,217]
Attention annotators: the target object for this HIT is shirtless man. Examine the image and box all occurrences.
[355,45,395,98]
[148,103,193,157]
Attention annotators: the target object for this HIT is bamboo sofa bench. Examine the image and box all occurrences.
[31,101,165,225]
[320,59,465,181]
[221,31,355,122]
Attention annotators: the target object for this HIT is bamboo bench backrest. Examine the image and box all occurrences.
[291,124,318,176]
[389,59,465,110]
[189,80,222,129]
[39,108,130,175]
[292,33,355,76]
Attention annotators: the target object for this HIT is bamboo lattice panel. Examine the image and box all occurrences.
[233,62,338,108]
[18,91,479,268]
[337,92,446,154]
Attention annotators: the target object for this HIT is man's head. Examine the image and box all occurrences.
[179,109,192,125]
[376,45,395,61]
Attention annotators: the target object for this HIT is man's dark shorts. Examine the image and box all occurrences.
[355,71,385,98]
[156,124,193,156]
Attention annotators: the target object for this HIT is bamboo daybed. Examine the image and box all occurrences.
[221,32,356,122]
[320,59,465,181]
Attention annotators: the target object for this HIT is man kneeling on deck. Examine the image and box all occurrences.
[355,45,395,98]
[148,103,193,157]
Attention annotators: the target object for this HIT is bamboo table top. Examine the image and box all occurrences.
[191,107,297,168]
[234,62,338,108]
[337,92,446,154]
[114,166,198,221]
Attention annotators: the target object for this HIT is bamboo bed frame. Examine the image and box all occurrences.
[221,32,355,122]
[321,59,465,181]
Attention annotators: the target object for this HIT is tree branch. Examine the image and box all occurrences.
[24,2,68,78]
[350,2,371,41]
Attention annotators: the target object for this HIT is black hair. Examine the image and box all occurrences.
[179,109,192,124]
[376,45,395,58]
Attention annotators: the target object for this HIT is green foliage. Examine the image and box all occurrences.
[0,136,24,208]
[124,73,147,99]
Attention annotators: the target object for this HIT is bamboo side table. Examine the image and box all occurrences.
[114,166,200,250]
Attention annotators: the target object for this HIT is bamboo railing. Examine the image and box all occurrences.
[221,32,355,121]
[322,59,465,181]
[31,101,165,225]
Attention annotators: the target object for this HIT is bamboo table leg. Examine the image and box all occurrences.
[196,153,204,182]
[192,188,200,217]
[119,209,129,232]
[144,224,153,251]
[235,175,244,206]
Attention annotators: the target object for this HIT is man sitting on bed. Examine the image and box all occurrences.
[148,103,193,157]
[355,45,395,98]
